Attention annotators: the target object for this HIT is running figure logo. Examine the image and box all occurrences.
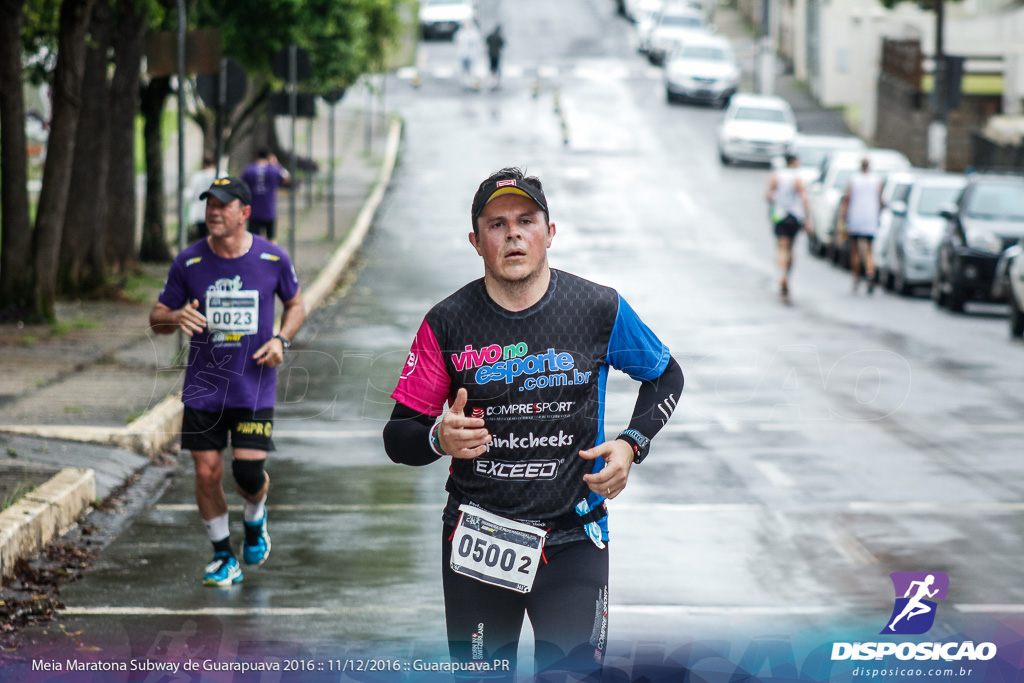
[881,571,949,635]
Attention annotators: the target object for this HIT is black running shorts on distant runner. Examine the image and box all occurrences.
[180,406,276,452]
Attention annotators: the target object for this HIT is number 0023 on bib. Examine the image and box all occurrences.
[451,504,548,594]
[206,290,260,336]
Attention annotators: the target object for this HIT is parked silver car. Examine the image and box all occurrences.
[871,171,919,279]
[647,7,709,65]
[878,173,968,295]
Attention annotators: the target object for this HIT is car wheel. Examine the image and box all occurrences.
[932,274,947,308]
[666,90,676,104]
[1010,288,1024,337]
[719,149,731,165]
[879,266,892,291]
[894,266,912,296]
[946,280,966,313]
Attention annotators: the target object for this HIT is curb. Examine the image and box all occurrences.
[0,468,95,578]
[0,117,403,578]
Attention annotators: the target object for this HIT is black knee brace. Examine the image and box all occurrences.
[232,459,266,495]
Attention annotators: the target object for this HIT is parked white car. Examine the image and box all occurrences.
[786,134,865,187]
[717,94,797,165]
[419,0,474,40]
[805,148,911,258]
[663,33,739,107]
[646,7,709,65]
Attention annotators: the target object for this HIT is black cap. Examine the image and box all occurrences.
[471,177,548,222]
[200,176,252,206]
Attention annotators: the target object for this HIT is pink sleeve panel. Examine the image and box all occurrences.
[390,318,450,417]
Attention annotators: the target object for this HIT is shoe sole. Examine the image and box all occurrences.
[203,573,243,587]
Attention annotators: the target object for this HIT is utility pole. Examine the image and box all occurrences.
[928,0,947,169]
[756,0,775,95]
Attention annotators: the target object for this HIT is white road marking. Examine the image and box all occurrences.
[956,604,1024,613]
[826,528,878,565]
[849,502,1024,512]
[270,422,1021,440]
[754,461,795,487]
[62,604,839,617]
[153,503,763,513]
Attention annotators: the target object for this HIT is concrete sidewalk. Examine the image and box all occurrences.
[0,96,402,579]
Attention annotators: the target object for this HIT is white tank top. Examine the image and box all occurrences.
[846,172,882,236]
[771,168,804,221]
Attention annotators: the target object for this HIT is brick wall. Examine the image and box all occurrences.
[874,71,1002,171]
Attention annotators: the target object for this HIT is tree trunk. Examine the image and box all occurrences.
[105,0,147,274]
[30,0,98,321]
[139,76,172,262]
[0,0,33,319]
[61,0,111,296]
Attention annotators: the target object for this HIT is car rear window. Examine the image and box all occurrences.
[662,15,703,28]
[733,107,788,123]
[916,186,963,217]
[680,46,729,61]
[966,183,1024,220]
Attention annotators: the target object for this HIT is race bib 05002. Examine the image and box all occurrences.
[451,504,547,594]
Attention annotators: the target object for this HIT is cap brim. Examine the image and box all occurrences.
[485,186,537,205]
[199,187,245,205]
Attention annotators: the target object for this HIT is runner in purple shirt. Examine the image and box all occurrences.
[150,176,305,587]
[241,149,290,242]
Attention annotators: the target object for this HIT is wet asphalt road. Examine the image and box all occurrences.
[17,0,1024,678]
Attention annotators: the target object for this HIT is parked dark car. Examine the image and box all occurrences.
[933,174,1024,313]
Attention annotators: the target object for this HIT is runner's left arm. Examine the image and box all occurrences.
[622,355,684,441]
[255,290,305,367]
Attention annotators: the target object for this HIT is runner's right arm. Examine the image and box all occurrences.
[383,403,439,466]
[149,300,206,336]
[384,389,492,465]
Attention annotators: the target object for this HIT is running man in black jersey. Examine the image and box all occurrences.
[383,168,684,680]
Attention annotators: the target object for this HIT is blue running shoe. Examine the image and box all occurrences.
[242,514,271,566]
[203,552,242,586]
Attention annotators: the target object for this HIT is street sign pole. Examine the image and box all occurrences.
[288,44,297,261]
[215,57,226,175]
[307,118,314,208]
[321,87,345,243]
[176,0,187,253]
[176,0,187,357]
[328,101,336,241]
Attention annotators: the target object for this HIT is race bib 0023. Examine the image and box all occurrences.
[206,289,259,336]
[451,504,547,594]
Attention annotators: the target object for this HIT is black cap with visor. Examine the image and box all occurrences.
[471,177,549,223]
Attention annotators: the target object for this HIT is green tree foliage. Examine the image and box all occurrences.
[194,0,400,90]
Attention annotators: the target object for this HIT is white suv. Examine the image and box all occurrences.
[419,0,474,40]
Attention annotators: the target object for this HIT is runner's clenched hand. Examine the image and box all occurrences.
[437,388,491,459]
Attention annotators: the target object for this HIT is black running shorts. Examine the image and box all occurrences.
[441,526,609,681]
[180,406,276,452]
[773,214,802,239]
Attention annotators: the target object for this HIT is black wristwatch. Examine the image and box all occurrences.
[273,333,291,350]
[617,429,651,464]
